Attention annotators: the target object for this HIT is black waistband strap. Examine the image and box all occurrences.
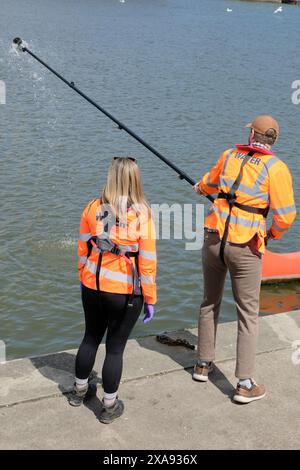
[125,252,138,257]
[233,201,269,216]
[88,236,140,304]
[217,194,268,216]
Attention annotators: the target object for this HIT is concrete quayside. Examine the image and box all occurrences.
[0,310,300,449]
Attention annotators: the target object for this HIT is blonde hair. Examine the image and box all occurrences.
[102,157,149,218]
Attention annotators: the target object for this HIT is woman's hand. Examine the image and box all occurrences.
[143,304,155,324]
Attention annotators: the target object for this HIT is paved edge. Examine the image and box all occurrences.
[1,310,300,408]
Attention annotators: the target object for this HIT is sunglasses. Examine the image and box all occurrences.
[113,157,136,162]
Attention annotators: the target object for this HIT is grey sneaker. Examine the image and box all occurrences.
[193,361,213,382]
[68,381,97,407]
[99,398,124,424]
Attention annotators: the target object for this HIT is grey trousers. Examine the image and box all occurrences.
[198,231,263,379]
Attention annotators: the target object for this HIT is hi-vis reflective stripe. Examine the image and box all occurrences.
[206,172,220,188]
[219,177,269,202]
[230,157,278,198]
[85,259,133,284]
[79,256,87,264]
[140,274,155,284]
[230,214,262,229]
[101,268,133,284]
[255,165,268,189]
[223,148,235,173]
[272,221,288,233]
[273,204,296,215]
[79,232,92,241]
[85,259,97,274]
[219,154,280,202]
[213,149,235,189]
[203,149,234,189]
[139,250,157,260]
[264,156,280,170]
[237,183,269,202]
[213,206,264,228]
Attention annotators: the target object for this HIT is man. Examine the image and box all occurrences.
[193,115,296,403]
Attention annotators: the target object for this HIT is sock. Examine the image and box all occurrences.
[197,360,211,367]
[103,391,118,407]
[239,378,252,389]
[75,377,89,390]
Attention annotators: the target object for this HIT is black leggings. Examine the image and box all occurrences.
[75,286,143,393]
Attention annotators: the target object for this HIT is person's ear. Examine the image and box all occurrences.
[248,129,254,145]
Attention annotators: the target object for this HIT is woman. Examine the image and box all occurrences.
[69,157,157,424]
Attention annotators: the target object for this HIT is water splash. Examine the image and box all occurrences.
[59,237,77,248]
[9,44,20,56]
[36,237,77,250]
[32,72,43,82]
[10,39,29,55]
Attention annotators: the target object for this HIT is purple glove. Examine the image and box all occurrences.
[143,304,155,324]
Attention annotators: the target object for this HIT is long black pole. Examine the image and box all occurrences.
[13,38,214,203]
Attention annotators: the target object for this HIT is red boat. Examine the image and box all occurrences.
[262,250,300,283]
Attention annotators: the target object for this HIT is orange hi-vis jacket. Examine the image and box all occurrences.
[78,199,157,304]
[197,145,296,252]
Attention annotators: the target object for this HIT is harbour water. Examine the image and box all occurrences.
[1,0,300,359]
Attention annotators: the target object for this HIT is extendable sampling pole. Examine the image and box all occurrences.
[13,37,214,203]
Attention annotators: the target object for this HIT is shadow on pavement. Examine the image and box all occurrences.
[29,328,235,411]
[208,364,235,397]
[136,329,235,398]
[30,352,103,420]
